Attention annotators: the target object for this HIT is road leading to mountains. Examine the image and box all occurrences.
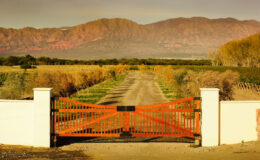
[97,71,169,106]
[59,71,260,160]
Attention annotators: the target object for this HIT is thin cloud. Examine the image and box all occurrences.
[0,0,259,28]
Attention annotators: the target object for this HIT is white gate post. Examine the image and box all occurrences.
[200,88,220,146]
[33,88,52,147]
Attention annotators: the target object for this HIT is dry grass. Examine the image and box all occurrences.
[154,66,240,100]
[0,65,123,73]
[0,66,24,73]
[183,70,240,100]
[0,65,129,99]
[233,86,260,100]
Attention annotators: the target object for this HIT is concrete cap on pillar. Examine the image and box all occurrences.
[33,88,52,91]
[200,88,220,91]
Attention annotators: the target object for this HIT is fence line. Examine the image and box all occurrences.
[236,82,260,94]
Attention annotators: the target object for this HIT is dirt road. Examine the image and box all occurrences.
[60,71,260,160]
[61,141,260,160]
[97,71,169,106]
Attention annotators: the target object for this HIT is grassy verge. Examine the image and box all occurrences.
[70,72,128,104]
[157,78,176,101]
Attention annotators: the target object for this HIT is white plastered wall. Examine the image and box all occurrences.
[220,101,260,144]
[200,88,219,146]
[0,88,52,147]
[0,100,34,146]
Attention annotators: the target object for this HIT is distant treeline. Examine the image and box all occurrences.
[209,33,260,67]
[0,55,211,66]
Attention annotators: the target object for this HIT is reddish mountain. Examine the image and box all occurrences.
[0,17,259,59]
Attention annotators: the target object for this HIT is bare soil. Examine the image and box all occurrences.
[61,141,260,160]
[0,144,89,160]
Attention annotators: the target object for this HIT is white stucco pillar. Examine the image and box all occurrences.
[200,88,220,146]
[33,88,52,147]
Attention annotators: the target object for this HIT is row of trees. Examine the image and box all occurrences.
[0,55,37,69]
[209,33,260,67]
[0,55,211,66]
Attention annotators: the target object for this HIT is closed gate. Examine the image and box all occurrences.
[52,97,201,140]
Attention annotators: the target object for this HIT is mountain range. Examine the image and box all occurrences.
[0,17,260,59]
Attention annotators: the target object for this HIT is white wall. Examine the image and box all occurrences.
[1,88,259,147]
[0,100,34,146]
[33,88,52,147]
[220,101,260,144]
[200,88,219,146]
[0,88,52,147]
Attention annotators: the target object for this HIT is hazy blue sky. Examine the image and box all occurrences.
[0,0,259,28]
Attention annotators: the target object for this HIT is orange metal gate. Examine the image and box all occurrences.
[52,97,201,139]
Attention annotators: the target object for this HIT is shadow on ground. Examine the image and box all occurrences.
[98,101,119,105]
[55,137,194,147]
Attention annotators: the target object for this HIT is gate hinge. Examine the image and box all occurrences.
[193,133,201,137]
[117,106,135,112]
[51,96,60,101]
[194,97,201,100]
[194,109,201,112]
[51,109,59,112]
[51,133,59,137]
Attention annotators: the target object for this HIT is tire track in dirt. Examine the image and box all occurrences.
[97,71,168,106]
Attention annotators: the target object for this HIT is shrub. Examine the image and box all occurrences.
[73,71,90,91]
[108,69,117,80]
[0,73,8,86]
[20,63,36,70]
[154,66,240,100]
[182,70,240,100]
[129,65,139,70]
[34,72,59,95]
[0,65,129,99]
[35,72,76,97]
[0,73,26,99]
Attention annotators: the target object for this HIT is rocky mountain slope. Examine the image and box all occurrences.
[0,17,259,59]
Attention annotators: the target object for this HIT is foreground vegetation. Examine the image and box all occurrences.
[171,65,260,84]
[154,66,240,100]
[0,54,259,100]
[1,64,259,100]
[0,65,129,99]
